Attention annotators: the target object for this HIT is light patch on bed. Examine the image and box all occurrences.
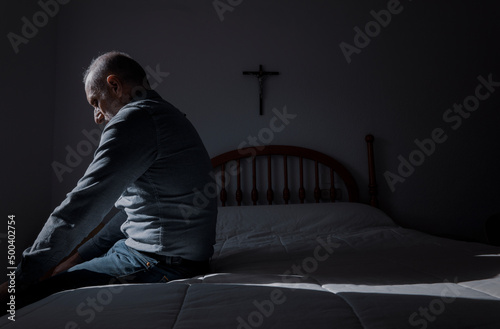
[190,272,331,292]
[458,278,500,299]
[322,281,500,301]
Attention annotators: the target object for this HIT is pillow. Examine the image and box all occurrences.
[215,202,396,240]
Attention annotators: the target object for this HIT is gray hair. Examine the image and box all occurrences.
[83,51,150,93]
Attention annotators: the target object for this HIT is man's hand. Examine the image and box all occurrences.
[51,252,84,277]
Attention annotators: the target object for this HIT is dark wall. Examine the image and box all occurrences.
[0,0,58,277]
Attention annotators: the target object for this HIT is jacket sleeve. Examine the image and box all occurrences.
[77,209,128,261]
[16,108,157,286]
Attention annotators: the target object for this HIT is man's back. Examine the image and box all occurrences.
[111,90,217,261]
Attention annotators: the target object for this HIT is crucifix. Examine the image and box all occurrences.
[243,64,279,115]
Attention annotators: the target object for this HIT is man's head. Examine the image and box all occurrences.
[83,51,150,125]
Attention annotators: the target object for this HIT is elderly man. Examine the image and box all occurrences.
[1,51,217,308]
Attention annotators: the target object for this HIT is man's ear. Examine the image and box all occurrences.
[106,75,122,97]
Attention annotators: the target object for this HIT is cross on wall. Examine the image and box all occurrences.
[243,65,280,115]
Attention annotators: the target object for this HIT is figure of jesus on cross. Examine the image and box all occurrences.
[243,65,279,115]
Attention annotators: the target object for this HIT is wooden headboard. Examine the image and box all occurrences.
[211,134,378,207]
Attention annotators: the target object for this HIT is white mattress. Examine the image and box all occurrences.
[2,203,499,328]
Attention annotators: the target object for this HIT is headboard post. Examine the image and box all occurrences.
[365,134,379,208]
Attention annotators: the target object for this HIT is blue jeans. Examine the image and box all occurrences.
[16,240,209,309]
[69,239,207,283]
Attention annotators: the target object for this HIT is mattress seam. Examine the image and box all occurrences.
[171,283,191,329]
[335,292,369,329]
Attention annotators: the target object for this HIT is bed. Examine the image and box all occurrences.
[2,135,500,329]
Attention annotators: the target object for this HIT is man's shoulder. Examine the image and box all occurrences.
[111,105,152,127]
[119,93,180,119]
[103,104,158,139]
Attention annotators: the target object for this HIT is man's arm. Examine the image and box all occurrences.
[51,209,128,276]
[16,108,157,286]
[77,209,128,261]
